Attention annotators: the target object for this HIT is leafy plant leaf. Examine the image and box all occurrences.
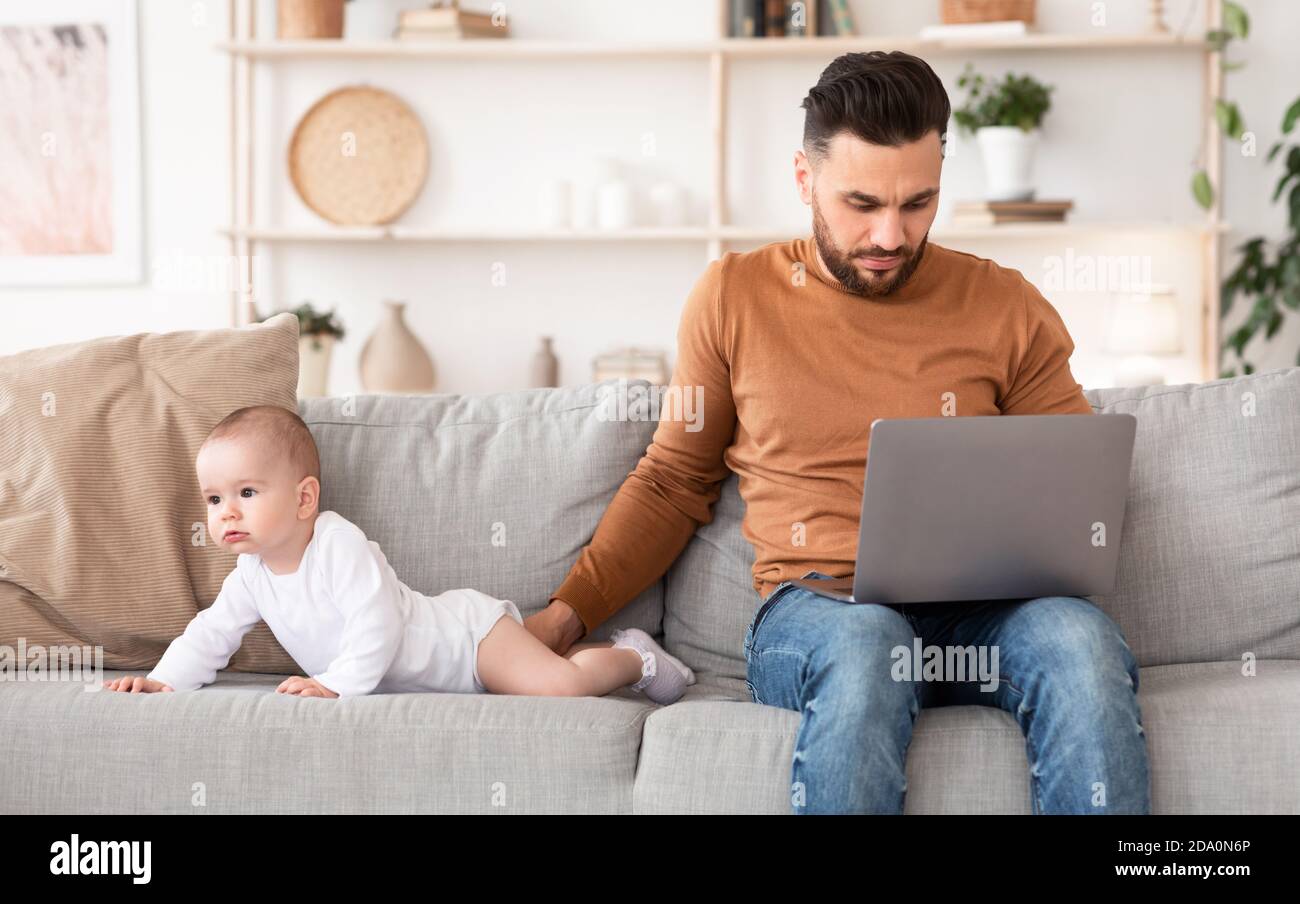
[1265,308,1284,339]
[1215,99,1244,139]
[1284,97,1300,135]
[1192,170,1214,209]
[1223,1,1249,39]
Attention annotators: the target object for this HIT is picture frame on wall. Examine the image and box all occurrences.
[0,0,142,285]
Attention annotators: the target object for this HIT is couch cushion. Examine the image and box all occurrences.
[0,314,301,674]
[632,660,1300,814]
[1082,367,1300,665]
[297,381,662,638]
[664,368,1300,679]
[0,670,654,813]
[663,472,754,681]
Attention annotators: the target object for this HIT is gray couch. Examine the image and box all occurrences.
[4,369,1298,813]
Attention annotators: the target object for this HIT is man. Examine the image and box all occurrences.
[526,51,1150,814]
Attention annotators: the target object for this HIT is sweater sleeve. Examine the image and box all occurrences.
[999,282,1095,416]
[312,529,405,698]
[147,562,262,691]
[550,258,738,633]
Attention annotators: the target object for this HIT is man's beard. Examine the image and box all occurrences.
[811,195,929,298]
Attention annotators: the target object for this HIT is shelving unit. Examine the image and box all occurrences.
[222,0,1225,378]
[219,31,1210,59]
[220,221,1228,244]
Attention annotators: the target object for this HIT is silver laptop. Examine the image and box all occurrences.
[792,414,1137,605]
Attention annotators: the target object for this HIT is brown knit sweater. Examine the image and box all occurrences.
[551,235,1094,632]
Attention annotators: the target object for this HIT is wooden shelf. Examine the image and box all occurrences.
[221,221,1228,244]
[222,0,1226,379]
[216,32,1208,60]
[220,226,714,242]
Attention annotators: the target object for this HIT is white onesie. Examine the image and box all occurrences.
[148,510,523,696]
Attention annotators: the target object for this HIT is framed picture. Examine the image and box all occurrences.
[0,0,142,285]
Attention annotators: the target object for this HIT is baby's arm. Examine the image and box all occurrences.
[137,562,263,692]
[310,529,404,697]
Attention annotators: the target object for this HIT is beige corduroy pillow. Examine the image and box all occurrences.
[0,313,302,675]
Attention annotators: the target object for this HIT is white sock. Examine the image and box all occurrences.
[610,628,694,704]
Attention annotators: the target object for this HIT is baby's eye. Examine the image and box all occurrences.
[206,495,219,506]
[240,487,255,498]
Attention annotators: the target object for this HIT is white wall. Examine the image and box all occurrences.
[3,0,1298,393]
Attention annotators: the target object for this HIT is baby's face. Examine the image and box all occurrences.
[197,437,307,556]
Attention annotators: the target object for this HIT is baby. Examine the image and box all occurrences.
[105,405,695,703]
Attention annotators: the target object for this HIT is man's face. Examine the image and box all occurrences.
[795,129,943,297]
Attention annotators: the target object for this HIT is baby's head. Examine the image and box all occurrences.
[197,405,321,555]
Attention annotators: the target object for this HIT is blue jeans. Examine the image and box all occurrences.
[743,571,1150,814]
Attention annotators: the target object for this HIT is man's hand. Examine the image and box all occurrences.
[276,676,339,698]
[103,676,173,693]
[524,598,586,655]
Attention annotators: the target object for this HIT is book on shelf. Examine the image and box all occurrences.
[730,0,757,37]
[765,0,786,37]
[782,0,818,37]
[919,20,1029,40]
[398,4,508,37]
[825,0,855,36]
[397,24,509,40]
[400,5,501,29]
[950,199,1074,226]
[730,1,831,38]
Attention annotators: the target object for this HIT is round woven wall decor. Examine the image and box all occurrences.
[288,85,429,226]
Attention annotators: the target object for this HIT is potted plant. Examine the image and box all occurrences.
[953,65,1054,202]
[261,303,345,398]
[1190,2,1300,375]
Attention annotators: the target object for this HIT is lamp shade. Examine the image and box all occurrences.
[1105,285,1184,355]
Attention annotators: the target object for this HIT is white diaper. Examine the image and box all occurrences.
[383,587,523,695]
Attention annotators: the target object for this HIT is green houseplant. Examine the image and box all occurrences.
[1192,1,1300,376]
[953,65,1054,201]
[260,302,345,398]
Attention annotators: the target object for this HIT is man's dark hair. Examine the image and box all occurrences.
[801,51,951,165]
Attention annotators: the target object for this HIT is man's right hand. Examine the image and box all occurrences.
[525,598,587,655]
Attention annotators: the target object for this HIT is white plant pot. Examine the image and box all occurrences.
[975,126,1040,202]
[343,0,402,41]
[298,334,335,398]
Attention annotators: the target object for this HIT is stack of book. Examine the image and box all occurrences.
[951,200,1073,227]
[730,0,855,38]
[397,5,509,41]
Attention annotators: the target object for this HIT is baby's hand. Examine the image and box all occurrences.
[103,676,173,693]
[276,676,339,698]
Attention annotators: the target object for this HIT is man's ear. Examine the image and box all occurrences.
[794,149,814,206]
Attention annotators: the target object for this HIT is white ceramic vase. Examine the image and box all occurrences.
[975,126,1040,202]
[343,0,402,40]
[297,334,335,398]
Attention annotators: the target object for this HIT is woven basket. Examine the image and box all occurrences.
[288,86,430,226]
[940,0,1036,25]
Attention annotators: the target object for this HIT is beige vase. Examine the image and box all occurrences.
[359,301,435,393]
[277,0,345,39]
